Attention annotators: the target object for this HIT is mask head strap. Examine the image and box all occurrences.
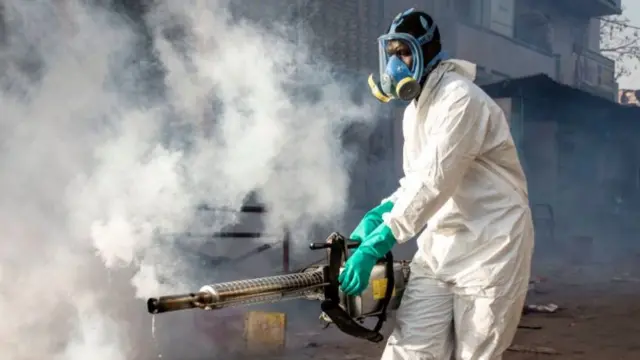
[388,8,438,47]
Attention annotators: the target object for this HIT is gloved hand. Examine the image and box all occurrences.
[349,201,394,243]
[339,224,397,296]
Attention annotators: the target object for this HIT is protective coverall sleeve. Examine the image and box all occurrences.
[383,86,487,243]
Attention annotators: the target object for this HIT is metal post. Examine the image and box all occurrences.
[282,228,290,273]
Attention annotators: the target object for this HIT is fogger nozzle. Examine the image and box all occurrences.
[146,270,326,314]
[147,292,214,314]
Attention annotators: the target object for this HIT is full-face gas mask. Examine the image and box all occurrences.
[368,8,446,103]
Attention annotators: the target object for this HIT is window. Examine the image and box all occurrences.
[598,65,615,87]
[488,0,515,37]
[514,11,552,52]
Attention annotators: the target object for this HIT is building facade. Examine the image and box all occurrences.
[42,0,621,101]
[308,0,621,101]
[442,0,620,101]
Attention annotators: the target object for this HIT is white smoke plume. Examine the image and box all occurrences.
[0,0,378,359]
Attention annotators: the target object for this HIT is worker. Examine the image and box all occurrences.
[339,8,534,360]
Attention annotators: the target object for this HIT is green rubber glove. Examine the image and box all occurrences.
[349,201,394,243]
[339,224,397,296]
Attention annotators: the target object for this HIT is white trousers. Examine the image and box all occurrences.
[380,262,528,360]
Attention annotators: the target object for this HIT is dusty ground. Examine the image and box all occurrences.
[252,278,640,360]
[506,280,640,360]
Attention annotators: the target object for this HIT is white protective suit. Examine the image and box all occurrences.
[380,59,534,360]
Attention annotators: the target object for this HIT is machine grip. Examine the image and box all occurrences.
[309,241,359,250]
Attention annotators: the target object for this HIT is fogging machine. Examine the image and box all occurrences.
[146,232,410,343]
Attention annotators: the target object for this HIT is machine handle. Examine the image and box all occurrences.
[309,241,359,250]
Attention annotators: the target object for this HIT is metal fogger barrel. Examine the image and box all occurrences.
[147,270,326,314]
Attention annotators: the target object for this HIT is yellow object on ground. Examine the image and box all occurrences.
[244,311,286,353]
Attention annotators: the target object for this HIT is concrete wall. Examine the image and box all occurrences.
[445,21,559,79]
[588,18,601,52]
